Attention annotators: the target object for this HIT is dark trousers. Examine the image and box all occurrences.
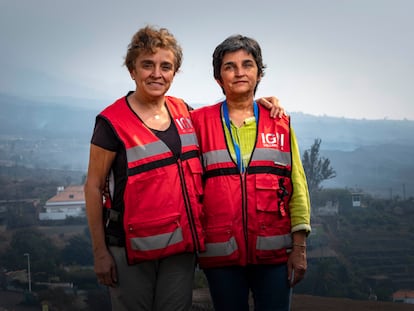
[109,246,196,311]
[204,264,290,311]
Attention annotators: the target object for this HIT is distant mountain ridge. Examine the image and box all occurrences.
[1,93,414,197]
[290,112,414,150]
[2,93,413,148]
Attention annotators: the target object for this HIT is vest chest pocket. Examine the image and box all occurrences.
[255,174,279,213]
[125,169,174,213]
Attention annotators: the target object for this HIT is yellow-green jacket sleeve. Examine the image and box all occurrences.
[289,127,311,234]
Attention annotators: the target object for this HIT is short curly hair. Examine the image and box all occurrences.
[124,25,183,74]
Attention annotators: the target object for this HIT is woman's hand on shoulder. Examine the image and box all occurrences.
[256,96,287,118]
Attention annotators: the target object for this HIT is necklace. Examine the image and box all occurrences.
[154,114,160,120]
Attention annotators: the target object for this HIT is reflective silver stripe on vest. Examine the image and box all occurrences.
[126,133,197,163]
[252,148,291,166]
[130,227,183,251]
[198,236,238,257]
[203,148,291,167]
[256,233,292,251]
[181,132,198,147]
[127,140,170,163]
[203,149,231,167]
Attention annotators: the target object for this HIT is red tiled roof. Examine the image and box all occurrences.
[46,185,85,203]
[393,290,414,299]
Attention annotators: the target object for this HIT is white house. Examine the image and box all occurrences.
[39,185,85,220]
[393,290,414,304]
[351,192,362,207]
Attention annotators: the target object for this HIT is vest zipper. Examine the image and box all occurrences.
[177,158,201,253]
[241,170,249,261]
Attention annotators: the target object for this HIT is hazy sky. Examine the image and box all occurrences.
[1,0,413,120]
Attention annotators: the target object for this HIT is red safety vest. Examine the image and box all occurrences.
[100,96,205,264]
[191,102,293,268]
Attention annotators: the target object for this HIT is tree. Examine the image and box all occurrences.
[1,228,61,278]
[60,234,93,266]
[302,138,336,197]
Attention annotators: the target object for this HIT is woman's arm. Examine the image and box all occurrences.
[287,127,311,287]
[84,144,117,287]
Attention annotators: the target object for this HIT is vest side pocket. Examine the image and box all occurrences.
[198,225,239,267]
[125,213,189,263]
[255,224,292,263]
